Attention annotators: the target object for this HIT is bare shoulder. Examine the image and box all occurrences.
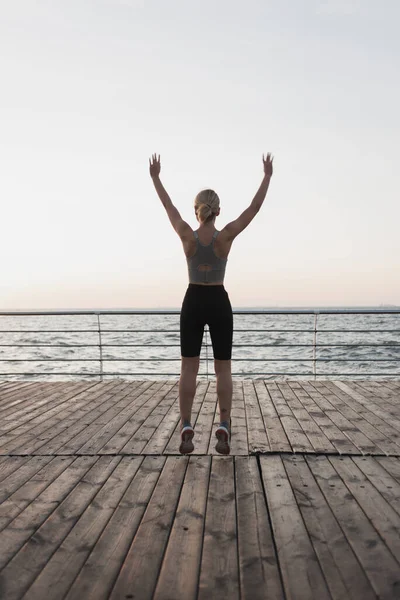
[215,227,234,259]
[217,226,233,242]
[219,206,259,244]
[181,227,196,258]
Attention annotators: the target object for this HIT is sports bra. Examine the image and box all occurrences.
[186,230,227,284]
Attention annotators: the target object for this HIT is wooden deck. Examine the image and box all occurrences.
[0,379,399,599]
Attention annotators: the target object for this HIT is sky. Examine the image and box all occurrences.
[1,0,399,309]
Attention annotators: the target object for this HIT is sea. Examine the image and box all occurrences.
[0,308,399,381]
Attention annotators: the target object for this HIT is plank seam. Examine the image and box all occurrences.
[148,456,191,598]
[194,454,213,600]
[233,454,241,600]
[2,451,399,458]
[255,455,288,600]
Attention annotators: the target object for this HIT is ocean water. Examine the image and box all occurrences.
[0,309,399,381]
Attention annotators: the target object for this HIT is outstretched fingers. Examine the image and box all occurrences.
[150,153,161,165]
[263,152,273,163]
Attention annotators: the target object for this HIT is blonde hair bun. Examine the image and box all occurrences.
[194,189,220,223]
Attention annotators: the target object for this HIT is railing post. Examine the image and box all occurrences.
[96,313,103,382]
[205,326,209,381]
[313,312,319,381]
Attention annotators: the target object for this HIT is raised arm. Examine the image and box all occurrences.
[149,153,192,239]
[223,153,274,241]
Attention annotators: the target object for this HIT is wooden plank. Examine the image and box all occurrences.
[70,380,164,454]
[230,379,249,455]
[153,456,211,600]
[163,381,209,455]
[357,380,399,406]
[352,456,400,517]
[30,380,142,455]
[0,456,120,600]
[260,455,332,600]
[0,382,116,425]
[327,381,400,419]
[322,381,400,451]
[0,380,135,455]
[0,382,67,424]
[0,382,53,411]
[0,456,54,504]
[242,380,270,453]
[0,382,32,396]
[332,381,400,432]
[0,382,93,429]
[375,457,400,483]
[198,457,239,599]
[307,455,400,598]
[200,380,220,454]
[278,382,336,453]
[0,381,33,392]
[254,381,291,452]
[0,457,31,484]
[90,381,165,453]
[52,381,160,454]
[235,456,283,600]
[0,381,115,453]
[0,381,60,409]
[64,456,165,600]
[330,456,400,560]
[109,456,188,600]
[311,382,400,455]
[319,381,400,453]
[324,380,399,423]
[142,383,201,455]
[304,382,378,454]
[267,383,314,452]
[21,456,144,600]
[283,455,377,600]
[193,380,217,455]
[380,380,400,393]
[0,457,75,532]
[111,382,178,454]
[291,382,360,454]
[0,456,98,571]
[115,382,177,454]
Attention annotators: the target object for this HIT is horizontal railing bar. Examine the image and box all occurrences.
[1,309,399,315]
[1,358,399,363]
[1,329,400,334]
[0,343,399,348]
[1,372,398,377]
[0,330,101,334]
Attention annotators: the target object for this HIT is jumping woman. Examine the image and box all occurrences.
[149,152,274,454]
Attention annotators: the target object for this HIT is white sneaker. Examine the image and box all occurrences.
[179,425,194,454]
[215,423,230,455]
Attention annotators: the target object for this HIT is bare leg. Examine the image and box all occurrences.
[214,359,233,423]
[179,356,199,426]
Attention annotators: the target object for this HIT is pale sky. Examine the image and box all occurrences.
[1,0,399,309]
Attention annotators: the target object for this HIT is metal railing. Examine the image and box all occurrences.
[0,309,399,380]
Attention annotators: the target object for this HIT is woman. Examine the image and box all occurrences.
[149,152,274,454]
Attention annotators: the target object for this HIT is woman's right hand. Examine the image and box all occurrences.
[263,153,274,177]
[149,153,161,179]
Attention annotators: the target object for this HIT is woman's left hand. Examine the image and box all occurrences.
[149,153,161,178]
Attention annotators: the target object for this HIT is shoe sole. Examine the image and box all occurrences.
[179,430,194,454]
[215,428,230,455]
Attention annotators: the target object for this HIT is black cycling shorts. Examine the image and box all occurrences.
[180,284,233,360]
